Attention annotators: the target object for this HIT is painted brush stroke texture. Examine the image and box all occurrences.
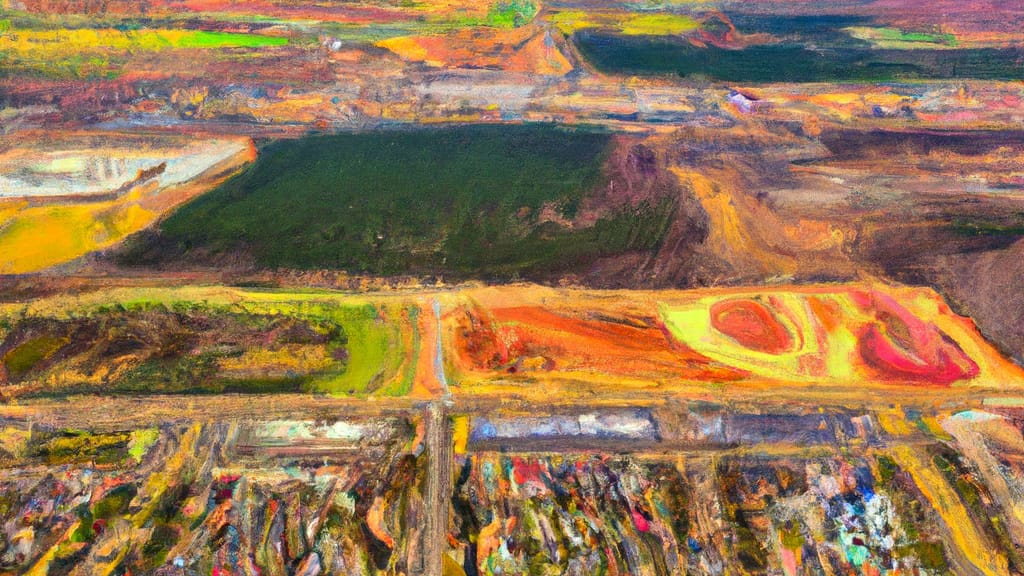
[2,0,1024,574]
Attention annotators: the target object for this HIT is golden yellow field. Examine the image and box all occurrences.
[0,133,254,274]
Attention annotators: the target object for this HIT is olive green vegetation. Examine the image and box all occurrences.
[952,215,1024,238]
[0,22,290,80]
[51,301,348,395]
[2,334,67,378]
[300,302,406,396]
[71,484,138,543]
[31,430,132,465]
[114,353,301,395]
[717,466,770,571]
[227,299,409,397]
[874,454,951,571]
[648,463,689,543]
[128,428,161,461]
[3,298,413,398]
[459,0,537,28]
[855,27,957,46]
[119,124,676,279]
[382,305,419,397]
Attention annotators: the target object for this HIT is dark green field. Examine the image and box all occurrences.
[574,32,1024,82]
[118,124,676,278]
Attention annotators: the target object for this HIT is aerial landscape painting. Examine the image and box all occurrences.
[2,0,1024,574]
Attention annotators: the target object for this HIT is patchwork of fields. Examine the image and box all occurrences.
[3,282,1022,402]
[2,0,1024,573]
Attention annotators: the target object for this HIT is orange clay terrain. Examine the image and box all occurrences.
[378,23,574,76]
[441,282,1024,400]
[3,280,1021,405]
